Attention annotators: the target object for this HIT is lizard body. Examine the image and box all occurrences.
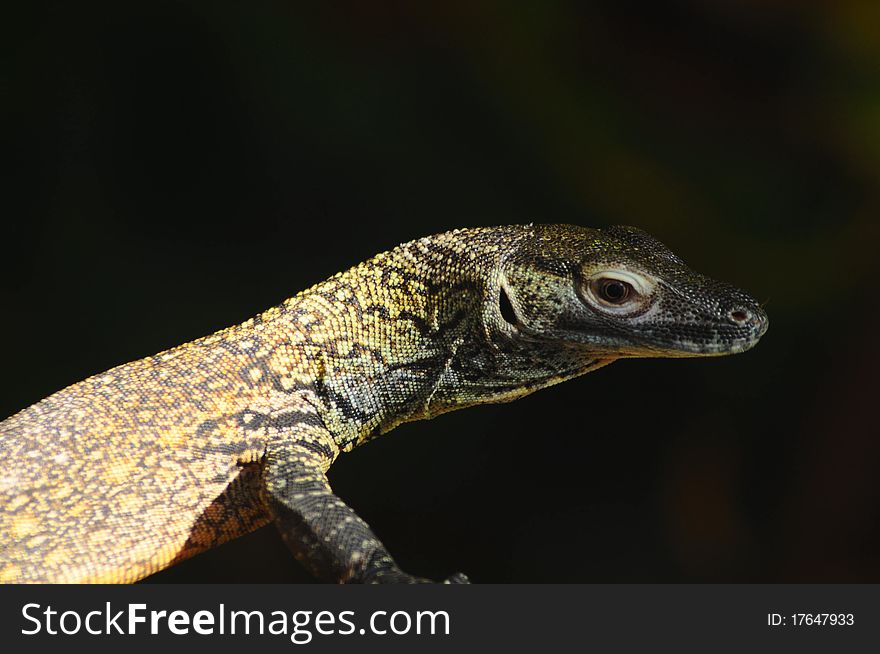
[0,224,768,583]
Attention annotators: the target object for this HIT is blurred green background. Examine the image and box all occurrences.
[2,1,879,582]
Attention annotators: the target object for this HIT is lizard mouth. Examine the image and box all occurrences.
[606,305,769,358]
[641,310,769,357]
[665,335,764,357]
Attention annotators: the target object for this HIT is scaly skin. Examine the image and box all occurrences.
[0,224,768,583]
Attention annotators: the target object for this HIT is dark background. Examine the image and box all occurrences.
[3,1,879,582]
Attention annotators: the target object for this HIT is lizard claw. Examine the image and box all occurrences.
[362,564,470,584]
[360,551,470,583]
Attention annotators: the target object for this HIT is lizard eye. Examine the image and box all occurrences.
[579,268,654,314]
[592,278,633,305]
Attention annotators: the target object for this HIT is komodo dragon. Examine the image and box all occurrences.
[0,224,768,583]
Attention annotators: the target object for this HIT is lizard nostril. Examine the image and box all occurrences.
[729,309,750,324]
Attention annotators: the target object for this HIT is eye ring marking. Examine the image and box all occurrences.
[581,269,656,313]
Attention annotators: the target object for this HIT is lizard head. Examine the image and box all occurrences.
[497,224,768,358]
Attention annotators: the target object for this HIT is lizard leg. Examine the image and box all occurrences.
[262,435,468,584]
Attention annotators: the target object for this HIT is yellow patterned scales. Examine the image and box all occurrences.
[0,225,768,583]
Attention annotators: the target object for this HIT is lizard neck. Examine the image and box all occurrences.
[250,226,609,451]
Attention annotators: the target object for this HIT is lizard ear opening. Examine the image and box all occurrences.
[499,285,518,326]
